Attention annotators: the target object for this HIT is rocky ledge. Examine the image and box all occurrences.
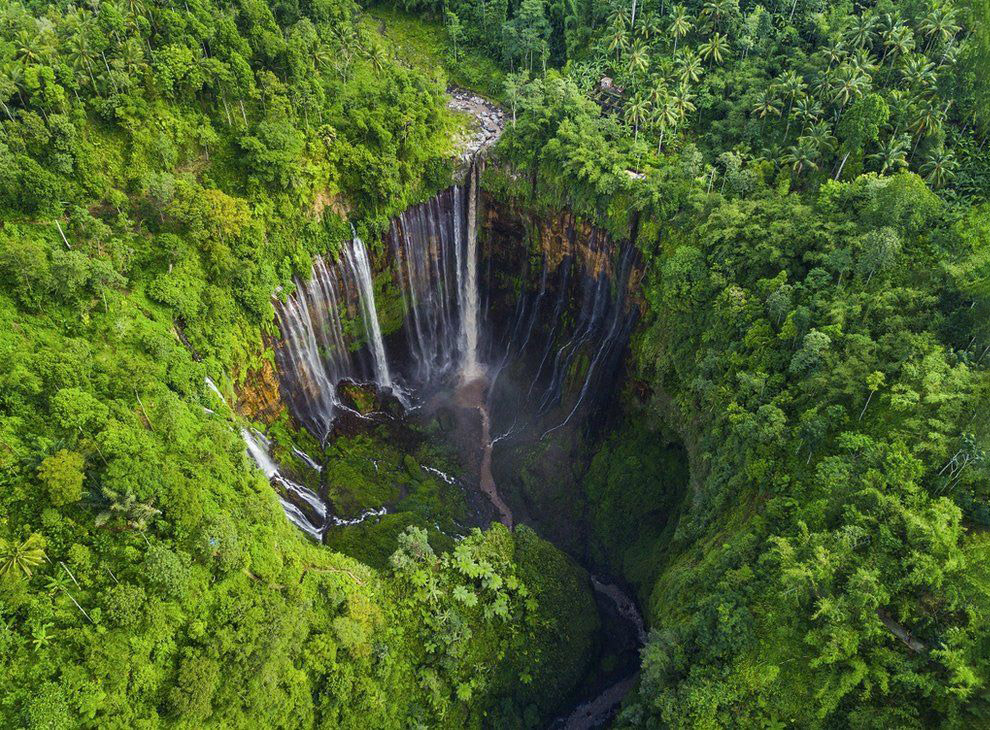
[447,86,505,165]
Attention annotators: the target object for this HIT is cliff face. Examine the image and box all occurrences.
[235,354,286,426]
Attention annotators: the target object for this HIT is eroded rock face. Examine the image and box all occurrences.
[235,357,285,426]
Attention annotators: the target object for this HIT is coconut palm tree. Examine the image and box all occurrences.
[676,48,704,85]
[671,83,696,123]
[881,22,915,63]
[822,39,847,69]
[844,14,876,50]
[652,94,679,152]
[831,64,869,107]
[752,88,781,130]
[804,120,837,157]
[919,5,960,51]
[625,93,651,140]
[699,32,730,64]
[784,138,820,176]
[626,42,650,78]
[606,22,630,64]
[900,53,937,94]
[0,534,46,580]
[638,12,664,41]
[921,148,957,188]
[911,102,942,139]
[96,489,161,532]
[848,48,878,77]
[701,0,735,32]
[775,70,806,138]
[793,96,823,131]
[869,135,910,174]
[608,5,631,31]
[669,5,692,51]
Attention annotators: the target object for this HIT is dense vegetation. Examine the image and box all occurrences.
[4,0,990,726]
[408,0,990,725]
[0,0,598,726]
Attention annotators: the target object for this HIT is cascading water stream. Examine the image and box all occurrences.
[459,161,482,381]
[346,226,393,391]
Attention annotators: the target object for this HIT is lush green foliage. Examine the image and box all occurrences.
[395,0,990,724]
[0,0,598,726]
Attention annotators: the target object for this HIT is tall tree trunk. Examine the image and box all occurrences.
[834,150,850,180]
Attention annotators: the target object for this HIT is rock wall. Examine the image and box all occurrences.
[235,354,286,426]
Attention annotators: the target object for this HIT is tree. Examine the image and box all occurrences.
[669,5,692,52]
[0,534,46,580]
[752,88,781,129]
[37,450,85,506]
[921,148,957,188]
[445,10,464,61]
[699,32,730,64]
[625,93,650,140]
[869,135,909,174]
[504,71,527,126]
[834,93,889,179]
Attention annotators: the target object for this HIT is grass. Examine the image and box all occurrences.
[363,5,506,100]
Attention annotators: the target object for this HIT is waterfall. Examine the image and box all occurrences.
[389,188,463,383]
[346,227,392,389]
[274,164,637,457]
[241,427,387,539]
[459,161,482,380]
[274,233,398,439]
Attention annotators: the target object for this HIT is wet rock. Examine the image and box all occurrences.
[446,86,506,172]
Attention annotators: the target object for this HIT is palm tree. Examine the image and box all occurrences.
[793,96,823,130]
[671,83,696,123]
[869,135,910,174]
[608,5,631,31]
[699,32,730,65]
[625,93,651,141]
[606,23,630,64]
[823,39,847,69]
[669,5,692,51]
[0,534,46,580]
[900,54,937,95]
[626,42,650,78]
[751,88,781,130]
[652,94,678,152]
[804,120,837,158]
[919,6,960,51]
[96,489,161,532]
[363,45,388,73]
[14,28,43,66]
[676,48,704,85]
[881,22,915,63]
[911,102,941,139]
[701,0,735,32]
[775,70,806,138]
[831,64,869,107]
[848,48,878,77]
[638,13,663,41]
[844,14,876,50]
[921,149,957,188]
[784,139,819,176]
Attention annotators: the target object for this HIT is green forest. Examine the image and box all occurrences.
[1,0,990,726]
